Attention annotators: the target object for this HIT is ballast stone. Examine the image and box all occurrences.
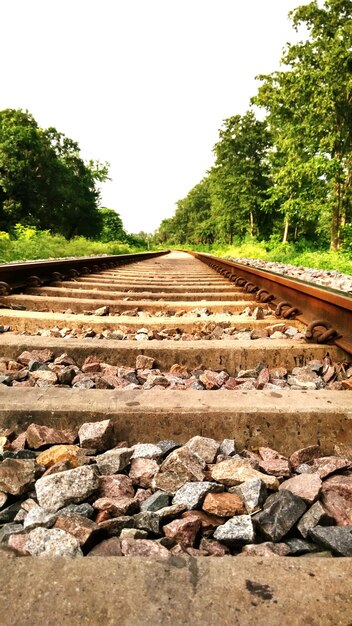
[0,459,35,495]
[309,526,352,556]
[172,482,224,510]
[25,527,83,557]
[184,436,219,463]
[213,515,255,546]
[96,448,133,475]
[253,490,307,541]
[229,478,267,514]
[78,419,113,451]
[35,465,99,512]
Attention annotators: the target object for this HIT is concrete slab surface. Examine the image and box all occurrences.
[0,556,351,626]
[0,334,344,373]
[1,388,352,454]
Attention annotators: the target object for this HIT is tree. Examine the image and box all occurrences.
[210,111,272,242]
[254,0,352,249]
[98,208,127,242]
[0,108,110,239]
[0,109,54,230]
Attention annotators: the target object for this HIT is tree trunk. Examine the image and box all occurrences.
[330,182,341,251]
[282,218,289,243]
[249,210,254,238]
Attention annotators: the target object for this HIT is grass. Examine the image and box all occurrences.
[180,240,352,276]
[0,229,150,264]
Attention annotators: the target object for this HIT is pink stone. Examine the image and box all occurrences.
[136,355,155,370]
[256,368,270,389]
[241,542,290,557]
[289,446,322,470]
[321,474,352,526]
[169,364,190,379]
[199,537,230,556]
[224,377,238,390]
[134,488,153,504]
[279,473,322,503]
[87,538,122,556]
[258,447,290,477]
[199,370,227,390]
[120,539,170,558]
[26,423,77,449]
[54,514,98,547]
[82,355,102,373]
[98,475,134,499]
[93,497,137,517]
[154,447,205,494]
[309,456,352,479]
[8,533,30,556]
[163,514,201,547]
[17,349,54,365]
[78,419,113,451]
[10,432,26,452]
[129,458,159,488]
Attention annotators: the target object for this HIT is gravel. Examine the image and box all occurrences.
[0,423,351,558]
[227,257,352,295]
[0,349,351,391]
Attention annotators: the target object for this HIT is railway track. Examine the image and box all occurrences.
[0,249,352,625]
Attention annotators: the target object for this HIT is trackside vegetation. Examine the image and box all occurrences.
[154,0,352,258]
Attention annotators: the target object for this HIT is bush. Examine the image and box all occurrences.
[0,225,151,263]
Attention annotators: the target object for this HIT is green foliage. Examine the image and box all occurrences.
[186,239,352,275]
[156,0,352,256]
[254,0,352,249]
[0,109,110,239]
[0,225,150,263]
[98,208,127,242]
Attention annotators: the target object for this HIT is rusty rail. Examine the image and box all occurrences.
[190,251,352,355]
[0,250,169,294]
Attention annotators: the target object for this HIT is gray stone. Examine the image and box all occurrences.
[297,501,335,538]
[185,436,219,463]
[96,448,133,475]
[133,511,160,535]
[309,526,352,556]
[253,490,307,541]
[25,527,83,557]
[156,440,180,457]
[58,503,95,519]
[172,482,223,510]
[285,538,320,555]
[213,515,255,546]
[218,439,236,457]
[140,491,170,512]
[0,501,22,523]
[35,465,99,512]
[23,506,57,530]
[131,444,163,460]
[0,523,24,543]
[78,419,113,452]
[96,516,135,537]
[229,478,267,514]
[119,528,148,540]
[156,504,187,520]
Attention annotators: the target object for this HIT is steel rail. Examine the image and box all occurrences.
[0,250,169,293]
[190,251,352,355]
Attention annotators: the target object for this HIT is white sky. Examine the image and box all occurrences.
[1,0,309,234]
